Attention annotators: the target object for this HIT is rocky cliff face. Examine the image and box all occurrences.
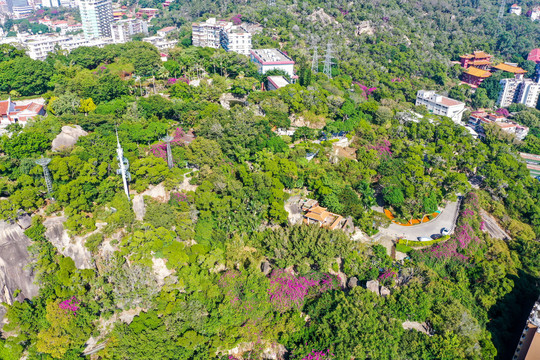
[0,221,39,305]
[43,216,94,270]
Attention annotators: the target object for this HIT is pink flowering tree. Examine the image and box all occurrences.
[150,127,194,161]
[268,270,337,312]
[353,82,377,99]
[58,296,80,315]
[367,139,392,158]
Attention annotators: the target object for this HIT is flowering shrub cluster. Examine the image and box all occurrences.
[268,270,336,311]
[367,139,392,158]
[59,296,80,315]
[231,14,242,25]
[495,108,510,117]
[171,192,188,203]
[391,78,402,82]
[301,349,334,360]
[150,127,191,160]
[415,193,483,266]
[353,82,377,99]
[378,268,396,281]
[168,77,189,85]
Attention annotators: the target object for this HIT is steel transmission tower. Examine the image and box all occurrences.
[115,130,131,201]
[311,43,319,73]
[323,42,335,79]
[498,0,506,19]
[35,157,53,198]
[162,135,174,169]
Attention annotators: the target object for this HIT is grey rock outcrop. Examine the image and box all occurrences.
[43,216,93,269]
[366,280,380,296]
[380,286,391,297]
[51,125,88,151]
[347,276,358,289]
[132,183,170,221]
[261,260,271,276]
[0,221,39,305]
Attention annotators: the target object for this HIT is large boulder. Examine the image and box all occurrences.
[132,183,170,221]
[43,216,93,269]
[51,125,88,151]
[366,280,380,296]
[0,221,39,305]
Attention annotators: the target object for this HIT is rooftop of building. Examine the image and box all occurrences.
[158,26,176,33]
[267,75,290,89]
[492,62,527,74]
[528,48,540,63]
[511,3,521,7]
[460,50,492,59]
[464,66,492,78]
[250,48,294,64]
[417,90,464,107]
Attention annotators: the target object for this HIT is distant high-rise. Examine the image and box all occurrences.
[79,0,113,39]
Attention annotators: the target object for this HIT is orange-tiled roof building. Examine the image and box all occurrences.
[460,51,493,69]
[462,66,492,87]
[301,199,354,233]
[513,298,540,360]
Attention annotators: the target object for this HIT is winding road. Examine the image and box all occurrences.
[377,198,461,241]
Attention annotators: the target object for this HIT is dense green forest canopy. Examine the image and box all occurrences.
[0,0,540,359]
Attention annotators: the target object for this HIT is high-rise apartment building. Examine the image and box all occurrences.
[79,0,113,39]
[497,74,540,109]
[221,26,251,56]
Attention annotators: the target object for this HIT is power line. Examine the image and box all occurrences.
[498,0,506,19]
[35,157,53,199]
[311,40,319,73]
[162,135,174,169]
[323,42,335,79]
[115,129,131,201]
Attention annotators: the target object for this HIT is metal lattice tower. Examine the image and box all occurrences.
[323,42,335,79]
[115,129,131,201]
[311,44,319,73]
[162,135,174,169]
[498,0,506,19]
[35,157,53,197]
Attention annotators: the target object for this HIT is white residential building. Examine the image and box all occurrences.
[415,90,466,123]
[41,0,61,7]
[192,18,252,55]
[24,34,112,60]
[250,48,295,78]
[529,6,540,21]
[509,3,522,15]
[192,18,230,49]
[497,75,540,108]
[220,25,251,56]
[157,26,176,37]
[110,18,147,43]
[79,0,113,39]
[142,35,177,51]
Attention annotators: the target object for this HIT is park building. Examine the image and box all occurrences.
[513,297,540,360]
[250,48,295,78]
[415,90,466,123]
[110,18,148,43]
[79,0,114,39]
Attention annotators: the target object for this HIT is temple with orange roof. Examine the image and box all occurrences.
[462,66,492,87]
[459,51,493,69]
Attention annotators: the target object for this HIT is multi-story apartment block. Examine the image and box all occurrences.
[250,48,295,78]
[415,90,466,123]
[110,18,148,43]
[142,36,178,51]
[192,18,252,56]
[497,74,540,109]
[192,18,230,49]
[220,25,251,56]
[79,0,113,39]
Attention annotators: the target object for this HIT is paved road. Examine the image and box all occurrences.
[377,199,461,241]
